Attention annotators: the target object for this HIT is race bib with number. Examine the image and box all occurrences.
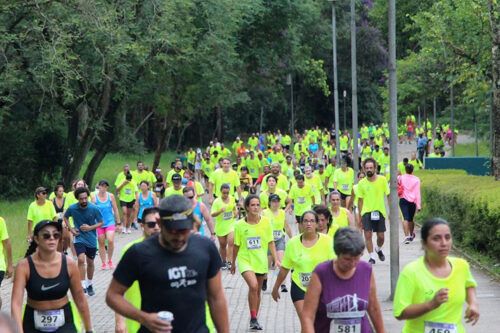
[223,211,233,220]
[370,211,380,221]
[424,321,458,333]
[299,272,312,288]
[341,184,349,192]
[246,236,261,250]
[250,169,255,173]
[330,318,361,333]
[297,197,306,204]
[273,230,283,240]
[154,186,162,192]
[125,188,132,195]
[34,309,65,332]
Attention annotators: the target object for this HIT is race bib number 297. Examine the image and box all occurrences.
[34,309,65,332]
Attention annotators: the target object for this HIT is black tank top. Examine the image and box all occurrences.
[52,197,65,214]
[26,254,70,301]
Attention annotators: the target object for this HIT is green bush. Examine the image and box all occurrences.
[415,170,500,261]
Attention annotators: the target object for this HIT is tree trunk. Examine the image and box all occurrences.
[489,0,499,180]
[197,109,203,147]
[63,71,112,186]
[152,114,169,171]
[216,106,223,141]
[175,121,192,151]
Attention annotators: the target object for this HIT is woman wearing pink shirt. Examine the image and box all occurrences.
[398,164,421,244]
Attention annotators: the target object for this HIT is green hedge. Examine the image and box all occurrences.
[415,170,500,261]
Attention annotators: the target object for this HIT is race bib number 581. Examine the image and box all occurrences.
[330,318,361,333]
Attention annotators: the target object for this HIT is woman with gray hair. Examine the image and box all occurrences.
[301,227,385,333]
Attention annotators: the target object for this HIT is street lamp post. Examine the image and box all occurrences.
[287,74,294,139]
[343,90,347,130]
[350,0,359,173]
[329,0,341,165]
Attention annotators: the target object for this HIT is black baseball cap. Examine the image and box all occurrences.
[269,193,281,202]
[160,208,194,230]
[172,174,182,181]
[98,179,109,186]
[35,187,47,194]
[34,220,62,236]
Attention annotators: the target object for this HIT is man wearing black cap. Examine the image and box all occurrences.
[106,195,229,333]
[164,174,184,197]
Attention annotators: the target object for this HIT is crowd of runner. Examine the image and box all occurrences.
[0,121,480,333]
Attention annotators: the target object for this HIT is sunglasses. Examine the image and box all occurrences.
[143,221,158,229]
[41,232,61,240]
[187,196,194,200]
[38,191,47,195]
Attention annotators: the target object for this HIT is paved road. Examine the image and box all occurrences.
[1,138,498,332]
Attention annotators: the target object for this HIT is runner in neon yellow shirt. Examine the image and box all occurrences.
[333,157,354,208]
[132,161,151,187]
[261,194,293,293]
[358,158,390,265]
[339,130,350,152]
[0,216,13,308]
[328,191,354,239]
[245,151,261,180]
[115,166,138,234]
[231,195,278,331]
[27,187,58,240]
[208,158,241,205]
[271,210,335,319]
[259,175,291,211]
[394,218,479,333]
[288,175,315,228]
[304,165,324,205]
[324,157,337,192]
[260,163,289,192]
[211,184,237,269]
[409,152,423,170]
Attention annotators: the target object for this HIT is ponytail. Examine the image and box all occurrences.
[24,241,38,258]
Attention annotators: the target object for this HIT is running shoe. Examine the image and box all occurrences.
[131,222,139,230]
[221,263,228,270]
[368,258,376,265]
[225,262,232,270]
[82,286,87,294]
[101,263,107,270]
[403,236,411,244]
[126,228,132,234]
[261,279,267,291]
[411,232,416,241]
[249,318,263,330]
[376,249,386,261]
[108,260,114,269]
[87,284,95,296]
[280,284,288,293]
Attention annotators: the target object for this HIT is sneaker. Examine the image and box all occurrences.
[131,222,139,230]
[225,262,232,270]
[108,260,114,269]
[82,286,87,294]
[221,263,228,270]
[87,284,95,296]
[101,263,107,270]
[249,318,263,330]
[368,258,376,265]
[403,236,411,244]
[126,228,132,234]
[376,249,386,261]
[261,279,267,291]
[280,284,288,293]
[411,232,416,241]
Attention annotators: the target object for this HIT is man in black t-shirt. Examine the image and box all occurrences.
[106,195,229,333]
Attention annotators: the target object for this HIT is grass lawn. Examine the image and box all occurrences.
[452,141,490,157]
[1,151,177,262]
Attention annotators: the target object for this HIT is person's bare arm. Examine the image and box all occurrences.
[208,182,214,204]
[3,239,13,278]
[300,272,322,333]
[367,272,385,332]
[358,198,363,217]
[109,193,121,233]
[152,192,159,207]
[106,278,171,332]
[346,210,355,227]
[27,220,33,240]
[68,257,92,331]
[11,259,28,332]
[396,288,449,320]
[230,245,240,275]
[465,287,480,325]
[284,218,293,238]
[206,271,229,333]
[271,267,290,302]
[201,203,216,240]
[268,241,280,268]
[324,176,329,191]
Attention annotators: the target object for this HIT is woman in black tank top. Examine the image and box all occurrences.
[11,220,93,333]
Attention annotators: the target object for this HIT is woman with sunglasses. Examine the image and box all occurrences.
[231,194,279,331]
[11,220,93,333]
[27,187,58,243]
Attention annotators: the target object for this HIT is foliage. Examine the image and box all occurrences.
[415,169,500,260]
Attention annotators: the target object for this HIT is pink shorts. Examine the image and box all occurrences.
[97,225,115,236]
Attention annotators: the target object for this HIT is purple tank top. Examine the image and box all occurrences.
[313,260,372,333]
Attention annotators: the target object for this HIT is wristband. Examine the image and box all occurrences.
[211,232,216,236]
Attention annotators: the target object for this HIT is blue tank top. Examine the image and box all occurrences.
[95,193,114,227]
[193,201,204,235]
[138,191,154,220]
